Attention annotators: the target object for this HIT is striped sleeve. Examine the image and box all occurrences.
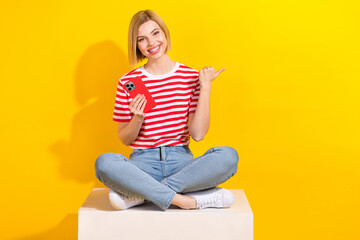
[189,79,200,114]
[113,79,132,122]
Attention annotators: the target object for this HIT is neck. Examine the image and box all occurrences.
[145,54,176,75]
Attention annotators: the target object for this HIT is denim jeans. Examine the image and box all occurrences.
[95,145,239,211]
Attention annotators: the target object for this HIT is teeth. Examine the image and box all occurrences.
[149,45,160,52]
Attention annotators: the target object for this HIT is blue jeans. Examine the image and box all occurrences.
[95,145,239,211]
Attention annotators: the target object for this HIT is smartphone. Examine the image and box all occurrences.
[123,77,156,113]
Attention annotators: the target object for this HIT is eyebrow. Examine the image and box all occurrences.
[137,28,160,39]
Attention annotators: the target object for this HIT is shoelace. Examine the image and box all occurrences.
[197,192,223,209]
[123,195,143,203]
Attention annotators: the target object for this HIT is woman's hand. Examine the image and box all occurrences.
[117,94,146,146]
[188,66,224,141]
[129,94,147,119]
[199,67,225,89]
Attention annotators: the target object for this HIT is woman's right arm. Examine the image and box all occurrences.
[117,94,147,146]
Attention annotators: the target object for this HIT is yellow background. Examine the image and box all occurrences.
[1,0,359,239]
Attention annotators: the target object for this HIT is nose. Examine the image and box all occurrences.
[148,36,156,47]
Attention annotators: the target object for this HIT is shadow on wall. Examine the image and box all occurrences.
[15,214,78,240]
[49,40,133,185]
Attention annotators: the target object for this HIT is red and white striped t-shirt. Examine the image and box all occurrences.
[113,62,200,149]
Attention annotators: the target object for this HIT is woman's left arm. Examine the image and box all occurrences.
[188,67,225,141]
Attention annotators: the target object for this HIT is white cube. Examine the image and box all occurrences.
[78,188,253,240]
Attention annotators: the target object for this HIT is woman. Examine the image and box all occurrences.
[95,9,239,211]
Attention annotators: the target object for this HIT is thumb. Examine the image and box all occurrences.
[215,68,226,78]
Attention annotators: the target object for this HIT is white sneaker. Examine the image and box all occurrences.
[108,189,145,210]
[184,187,235,209]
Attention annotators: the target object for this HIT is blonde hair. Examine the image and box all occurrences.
[128,10,171,67]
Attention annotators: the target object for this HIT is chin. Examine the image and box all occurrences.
[148,53,166,61]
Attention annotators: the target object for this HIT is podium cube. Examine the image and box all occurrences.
[78,188,253,240]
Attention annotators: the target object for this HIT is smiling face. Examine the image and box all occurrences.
[137,20,168,62]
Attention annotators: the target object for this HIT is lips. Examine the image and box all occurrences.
[148,44,161,54]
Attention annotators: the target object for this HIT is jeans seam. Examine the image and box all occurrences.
[160,148,215,189]
[161,190,176,211]
[201,171,237,190]
[160,179,177,192]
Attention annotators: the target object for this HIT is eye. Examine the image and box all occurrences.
[153,31,159,35]
[137,38,144,42]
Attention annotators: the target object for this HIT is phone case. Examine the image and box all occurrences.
[123,77,156,113]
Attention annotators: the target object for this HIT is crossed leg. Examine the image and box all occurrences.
[164,146,239,209]
[95,146,238,210]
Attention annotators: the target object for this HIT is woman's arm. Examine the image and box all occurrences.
[117,94,147,146]
[188,67,225,141]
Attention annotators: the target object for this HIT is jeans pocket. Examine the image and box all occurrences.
[173,145,193,157]
[129,149,144,159]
